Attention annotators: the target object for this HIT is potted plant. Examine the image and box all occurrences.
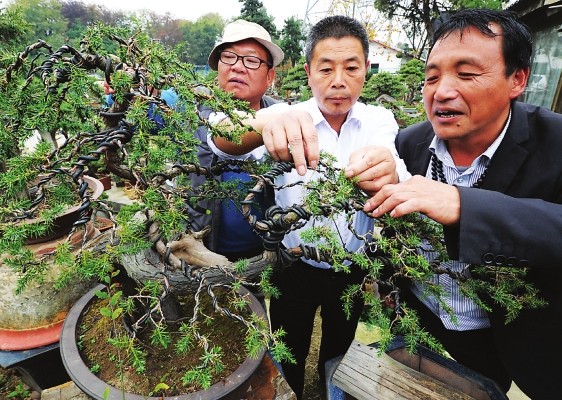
[60,282,269,399]
[0,32,108,349]
[0,173,104,351]
[0,20,295,398]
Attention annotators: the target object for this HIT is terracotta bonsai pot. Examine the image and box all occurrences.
[97,173,112,191]
[60,284,268,400]
[0,223,99,350]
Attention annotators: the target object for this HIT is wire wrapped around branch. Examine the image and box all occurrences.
[4,40,53,82]
[151,159,259,189]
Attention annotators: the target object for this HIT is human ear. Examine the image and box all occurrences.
[510,67,530,99]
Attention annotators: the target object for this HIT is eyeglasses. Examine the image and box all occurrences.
[219,50,272,70]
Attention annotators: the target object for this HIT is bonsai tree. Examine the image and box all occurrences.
[280,56,310,103]
[0,19,547,397]
[0,21,292,393]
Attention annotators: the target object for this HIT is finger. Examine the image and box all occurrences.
[345,153,370,178]
[262,125,280,161]
[299,115,319,170]
[357,180,389,196]
[387,200,419,218]
[266,117,303,165]
[345,146,392,178]
[264,121,295,163]
[349,162,397,198]
[354,162,395,184]
[363,184,401,213]
[284,123,307,176]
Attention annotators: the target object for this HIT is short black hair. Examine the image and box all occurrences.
[431,8,532,77]
[305,15,369,64]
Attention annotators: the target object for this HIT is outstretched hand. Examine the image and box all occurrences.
[261,110,319,176]
[363,175,462,226]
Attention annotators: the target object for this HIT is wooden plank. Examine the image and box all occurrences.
[332,341,475,400]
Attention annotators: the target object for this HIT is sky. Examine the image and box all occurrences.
[84,0,334,29]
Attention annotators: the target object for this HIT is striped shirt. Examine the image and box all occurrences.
[411,111,511,330]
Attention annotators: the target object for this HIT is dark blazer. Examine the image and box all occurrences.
[396,102,562,400]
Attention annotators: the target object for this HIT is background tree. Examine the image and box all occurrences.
[397,58,425,103]
[327,0,390,41]
[177,13,225,65]
[280,57,310,102]
[360,68,426,128]
[60,1,93,43]
[279,16,305,67]
[6,0,67,47]
[360,71,405,104]
[5,0,222,62]
[143,12,184,50]
[0,5,30,50]
[238,0,277,39]
[61,1,117,47]
[373,0,503,57]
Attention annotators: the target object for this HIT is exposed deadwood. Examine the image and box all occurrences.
[120,246,278,295]
[145,218,229,272]
[167,233,230,267]
[83,219,281,294]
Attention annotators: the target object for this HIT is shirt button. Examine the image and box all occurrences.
[456,177,464,183]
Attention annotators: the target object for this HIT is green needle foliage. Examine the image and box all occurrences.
[0,15,547,396]
[297,159,547,355]
[0,21,282,395]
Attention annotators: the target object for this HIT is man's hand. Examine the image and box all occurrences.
[345,146,398,196]
[363,175,462,226]
[261,110,319,176]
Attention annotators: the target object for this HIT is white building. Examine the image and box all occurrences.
[368,39,411,74]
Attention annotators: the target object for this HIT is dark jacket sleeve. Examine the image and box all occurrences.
[398,104,562,271]
[457,186,562,270]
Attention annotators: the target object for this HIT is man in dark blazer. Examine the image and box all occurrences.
[363,9,562,400]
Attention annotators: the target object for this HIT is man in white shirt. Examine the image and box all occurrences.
[210,15,408,398]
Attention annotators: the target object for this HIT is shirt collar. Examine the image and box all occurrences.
[430,108,512,163]
[309,98,361,129]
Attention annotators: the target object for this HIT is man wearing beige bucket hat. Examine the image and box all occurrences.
[208,19,284,111]
[186,20,284,262]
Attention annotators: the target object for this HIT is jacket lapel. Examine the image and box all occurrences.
[480,103,531,192]
[412,140,432,176]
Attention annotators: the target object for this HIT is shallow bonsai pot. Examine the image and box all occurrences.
[60,283,267,400]
[0,222,99,350]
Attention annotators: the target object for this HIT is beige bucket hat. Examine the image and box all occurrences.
[208,19,284,70]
